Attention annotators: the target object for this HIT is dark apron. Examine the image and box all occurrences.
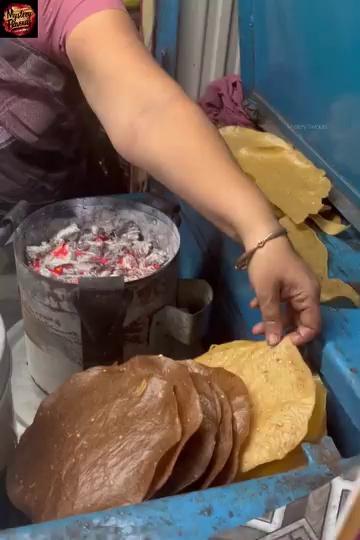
[0,38,127,214]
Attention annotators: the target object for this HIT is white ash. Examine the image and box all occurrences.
[26,221,169,284]
[52,223,80,244]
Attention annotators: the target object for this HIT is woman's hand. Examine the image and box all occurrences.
[247,237,321,346]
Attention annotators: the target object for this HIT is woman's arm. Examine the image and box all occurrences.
[66,9,276,245]
[67,9,320,345]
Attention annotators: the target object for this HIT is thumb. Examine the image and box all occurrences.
[257,285,283,346]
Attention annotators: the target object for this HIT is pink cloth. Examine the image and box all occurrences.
[26,0,124,61]
[199,75,254,128]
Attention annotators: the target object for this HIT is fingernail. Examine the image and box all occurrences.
[268,334,280,346]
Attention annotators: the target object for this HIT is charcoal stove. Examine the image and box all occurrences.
[14,196,180,394]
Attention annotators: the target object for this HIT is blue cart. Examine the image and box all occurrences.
[1,0,360,538]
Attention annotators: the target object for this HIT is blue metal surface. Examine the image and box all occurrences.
[2,451,356,540]
[238,0,360,227]
[155,0,180,77]
[312,307,360,457]
[237,0,360,450]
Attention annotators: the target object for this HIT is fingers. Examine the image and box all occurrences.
[252,321,265,336]
[289,300,321,346]
[248,256,321,347]
[251,301,292,339]
[287,326,318,347]
[256,287,283,346]
[252,301,320,346]
[287,279,321,345]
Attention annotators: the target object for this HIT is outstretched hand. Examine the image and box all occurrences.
[247,237,321,346]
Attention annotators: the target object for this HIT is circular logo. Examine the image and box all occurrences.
[2,3,36,37]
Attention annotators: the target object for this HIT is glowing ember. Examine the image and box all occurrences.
[26,222,169,283]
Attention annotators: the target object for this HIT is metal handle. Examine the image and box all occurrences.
[72,277,132,369]
[149,279,214,359]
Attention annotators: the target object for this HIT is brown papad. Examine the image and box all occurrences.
[186,362,234,488]
[127,356,203,498]
[160,369,220,495]
[208,367,251,485]
[7,364,181,522]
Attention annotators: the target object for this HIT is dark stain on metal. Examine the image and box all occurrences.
[350,367,358,374]
[228,511,234,519]
[159,517,173,527]
[200,505,214,517]
[278,470,334,496]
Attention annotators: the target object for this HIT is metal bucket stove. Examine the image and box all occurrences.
[13,196,180,393]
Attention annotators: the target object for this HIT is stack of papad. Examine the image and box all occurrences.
[220,126,359,306]
[7,355,251,522]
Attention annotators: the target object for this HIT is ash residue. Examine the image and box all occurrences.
[26,222,169,283]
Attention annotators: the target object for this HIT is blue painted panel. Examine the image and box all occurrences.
[238,0,254,94]
[155,0,180,77]
[238,0,360,221]
[237,0,360,450]
[1,455,352,540]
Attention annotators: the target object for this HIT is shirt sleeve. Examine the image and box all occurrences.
[34,0,125,62]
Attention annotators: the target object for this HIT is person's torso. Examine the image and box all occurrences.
[0,36,90,213]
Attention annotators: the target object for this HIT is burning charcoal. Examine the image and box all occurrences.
[79,229,94,243]
[26,242,52,261]
[76,240,90,252]
[103,241,127,259]
[52,224,80,244]
[117,254,138,271]
[75,250,98,264]
[85,240,104,258]
[91,263,115,278]
[37,266,55,279]
[27,219,170,283]
[119,222,142,242]
[109,267,124,277]
[57,264,76,276]
[96,227,109,241]
[67,241,78,257]
[75,262,99,277]
[145,249,168,267]
[131,241,153,258]
[43,245,73,269]
[97,267,114,278]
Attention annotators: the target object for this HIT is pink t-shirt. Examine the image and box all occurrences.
[29,0,125,62]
